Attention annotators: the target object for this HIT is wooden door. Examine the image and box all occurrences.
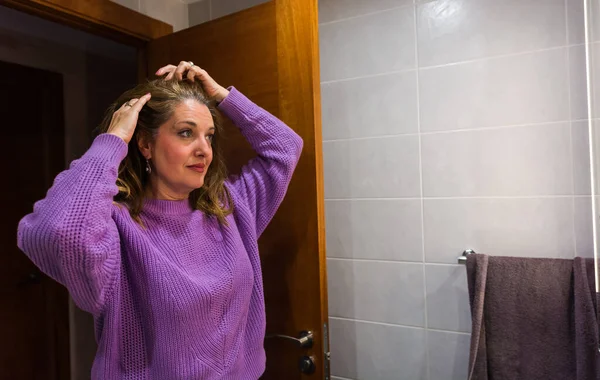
[0,60,70,379]
[144,1,329,378]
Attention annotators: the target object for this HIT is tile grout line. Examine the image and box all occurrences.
[325,195,580,201]
[320,44,592,85]
[329,316,472,335]
[322,117,600,143]
[328,257,457,265]
[318,3,414,27]
[320,68,417,85]
[322,119,574,142]
[418,44,569,71]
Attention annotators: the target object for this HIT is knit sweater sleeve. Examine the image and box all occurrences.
[17,133,126,315]
[219,87,303,237]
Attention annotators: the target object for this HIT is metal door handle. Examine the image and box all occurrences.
[265,330,314,349]
[299,355,316,374]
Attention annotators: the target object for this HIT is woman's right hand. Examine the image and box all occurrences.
[107,93,151,144]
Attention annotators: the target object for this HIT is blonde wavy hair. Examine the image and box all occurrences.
[96,78,233,224]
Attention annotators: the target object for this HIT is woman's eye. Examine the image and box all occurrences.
[207,134,214,143]
[178,129,192,138]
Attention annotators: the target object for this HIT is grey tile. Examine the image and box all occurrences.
[568,44,585,120]
[323,135,421,199]
[189,0,210,26]
[210,0,269,19]
[423,198,575,263]
[417,0,566,67]
[569,45,591,121]
[567,0,600,44]
[425,264,471,332]
[421,123,573,197]
[327,260,426,326]
[321,71,418,140]
[319,0,412,24]
[141,0,188,31]
[419,48,570,132]
[325,200,423,261]
[330,318,427,380]
[566,0,584,45]
[574,197,594,258]
[428,330,471,380]
[572,121,592,195]
[572,119,600,200]
[319,7,416,82]
[110,0,139,11]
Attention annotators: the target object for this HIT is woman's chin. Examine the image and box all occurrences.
[161,177,205,197]
[185,180,205,192]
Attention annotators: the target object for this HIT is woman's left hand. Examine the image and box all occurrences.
[155,61,230,102]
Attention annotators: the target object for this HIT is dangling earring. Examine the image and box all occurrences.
[145,159,152,174]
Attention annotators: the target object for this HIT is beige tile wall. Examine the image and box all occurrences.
[319,0,593,379]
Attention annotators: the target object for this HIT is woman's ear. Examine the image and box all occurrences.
[136,132,152,159]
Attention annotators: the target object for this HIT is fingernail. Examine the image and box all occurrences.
[155,69,161,75]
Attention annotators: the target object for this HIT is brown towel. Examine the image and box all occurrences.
[466,254,599,380]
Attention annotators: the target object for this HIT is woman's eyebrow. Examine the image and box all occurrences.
[174,121,197,127]
[173,121,216,131]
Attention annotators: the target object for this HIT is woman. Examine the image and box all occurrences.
[17,61,303,379]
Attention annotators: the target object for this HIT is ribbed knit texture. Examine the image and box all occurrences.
[16,87,303,380]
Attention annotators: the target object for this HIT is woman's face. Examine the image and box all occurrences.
[142,99,215,200]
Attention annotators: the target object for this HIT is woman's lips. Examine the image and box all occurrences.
[187,164,206,173]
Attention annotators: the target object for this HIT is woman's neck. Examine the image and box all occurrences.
[147,176,189,201]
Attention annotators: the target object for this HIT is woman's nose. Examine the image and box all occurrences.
[194,138,210,156]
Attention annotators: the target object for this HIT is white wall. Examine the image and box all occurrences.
[111,0,190,31]
[188,0,268,26]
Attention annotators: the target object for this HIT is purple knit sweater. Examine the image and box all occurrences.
[17,88,303,379]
